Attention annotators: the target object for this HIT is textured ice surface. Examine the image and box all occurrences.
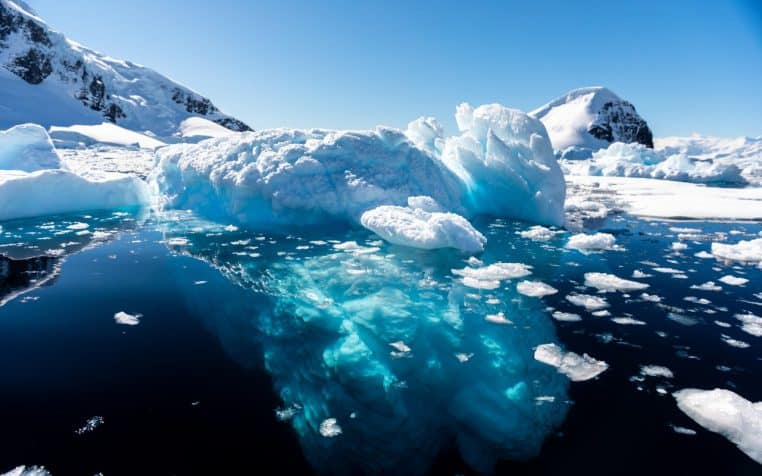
[0,467,51,476]
[640,365,674,378]
[674,388,762,464]
[0,124,60,171]
[735,313,762,337]
[583,272,649,292]
[516,280,558,298]
[360,202,486,253]
[719,275,749,286]
[114,311,141,326]
[566,232,617,252]
[533,343,609,381]
[49,122,165,149]
[518,225,562,241]
[566,293,609,311]
[153,103,566,230]
[711,238,762,264]
[166,218,570,474]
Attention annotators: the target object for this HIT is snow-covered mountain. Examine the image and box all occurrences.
[0,0,250,137]
[531,87,653,158]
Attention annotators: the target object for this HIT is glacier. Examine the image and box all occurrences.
[152,103,566,249]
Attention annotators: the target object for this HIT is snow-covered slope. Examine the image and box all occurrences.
[655,135,762,185]
[531,87,653,157]
[0,0,250,136]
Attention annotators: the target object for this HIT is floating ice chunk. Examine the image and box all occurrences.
[319,418,342,438]
[612,317,646,326]
[516,281,558,298]
[721,335,750,349]
[485,312,513,325]
[519,226,562,241]
[360,205,486,253]
[566,232,618,253]
[653,267,682,274]
[565,293,609,310]
[632,270,652,278]
[75,415,104,435]
[0,124,60,172]
[640,293,662,303]
[719,275,749,286]
[671,425,697,435]
[66,222,89,230]
[671,242,688,251]
[640,365,674,378]
[114,311,141,326]
[735,313,762,337]
[668,313,698,326]
[452,262,532,281]
[673,388,762,464]
[584,272,649,292]
[389,341,412,354]
[592,310,611,317]
[534,343,609,381]
[552,311,582,322]
[711,238,762,264]
[0,466,52,476]
[276,403,302,421]
[691,281,722,292]
[461,277,500,290]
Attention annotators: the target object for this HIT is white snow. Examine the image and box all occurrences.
[360,203,486,253]
[566,232,617,252]
[452,262,532,281]
[565,293,609,311]
[711,238,762,264]
[583,272,649,292]
[674,388,762,464]
[516,280,558,298]
[178,117,238,140]
[534,343,609,382]
[719,275,749,286]
[114,311,141,326]
[49,123,165,149]
[0,123,60,171]
[736,313,762,337]
[566,175,762,221]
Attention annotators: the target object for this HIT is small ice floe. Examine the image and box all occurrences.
[535,395,556,405]
[1,466,51,476]
[711,238,762,264]
[275,403,302,421]
[333,241,379,255]
[592,309,611,317]
[684,296,711,305]
[224,224,238,232]
[455,352,474,363]
[736,313,762,337]
[721,335,750,349]
[719,275,748,286]
[518,225,562,241]
[566,232,619,253]
[584,272,649,292]
[485,312,513,325]
[534,343,608,381]
[193,280,208,285]
[612,317,646,326]
[113,311,141,326]
[516,280,558,298]
[640,293,662,303]
[668,313,698,326]
[673,388,762,464]
[714,320,732,328]
[632,269,652,278]
[652,267,682,274]
[66,222,89,230]
[319,418,342,438]
[453,262,531,289]
[389,341,412,357]
[553,311,582,322]
[75,415,104,435]
[694,251,714,259]
[640,365,674,378]
[671,425,697,436]
[690,281,722,292]
[461,277,500,290]
[565,293,609,311]
[166,237,189,246]
[671,242,688,251]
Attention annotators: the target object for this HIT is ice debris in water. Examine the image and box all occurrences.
[691,281,722,292]
[640,365,674,378]
[453,262,532,289]
[583,272,649,292]
[360,201,486,253]
[566,232,618,252]
[0,467,51,476]
[735,313,762,337]
[718,275,748,286]
[612,317,646,326]
[75,415,104,435]
[552,311,582,322]
[114,311,141,326]
[674,388,762,464]
[711,238,762,264]
[534,343,609,382]
[518,225,562,241]
[319,418,343,438]
[565,293,609,311]
[721,335,750,349]
[516,281,558,298]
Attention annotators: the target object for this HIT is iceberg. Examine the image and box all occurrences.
[674,388,762,464]
[152,103,566,232]
[0,123,60,172]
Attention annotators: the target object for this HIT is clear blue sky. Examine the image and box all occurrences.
[29,0,762,136]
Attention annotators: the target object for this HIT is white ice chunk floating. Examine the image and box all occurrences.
[583,272,649,292]
[114,311,141,326]
[565,293,609,311]
[566,232,617,252]
[735,313,762,338]
[719,275,749,286]
[319,418,343,438]
[360,203,486,253]
[534,343,608,382]
[674,388,762,464]
[612,317,646,326]
[452,262,532,282]
[519,225,562,241]
[552,311,582,322]
[640,365,674,378]
[516,280,558,298]
[711,238,762,264]
[691,281,722,292]
[0,466,52,476]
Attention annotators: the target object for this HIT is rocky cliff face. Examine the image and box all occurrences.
[531,86,653,156]
[0,0,250,136]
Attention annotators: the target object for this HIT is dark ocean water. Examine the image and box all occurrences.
[0,210,759,475]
